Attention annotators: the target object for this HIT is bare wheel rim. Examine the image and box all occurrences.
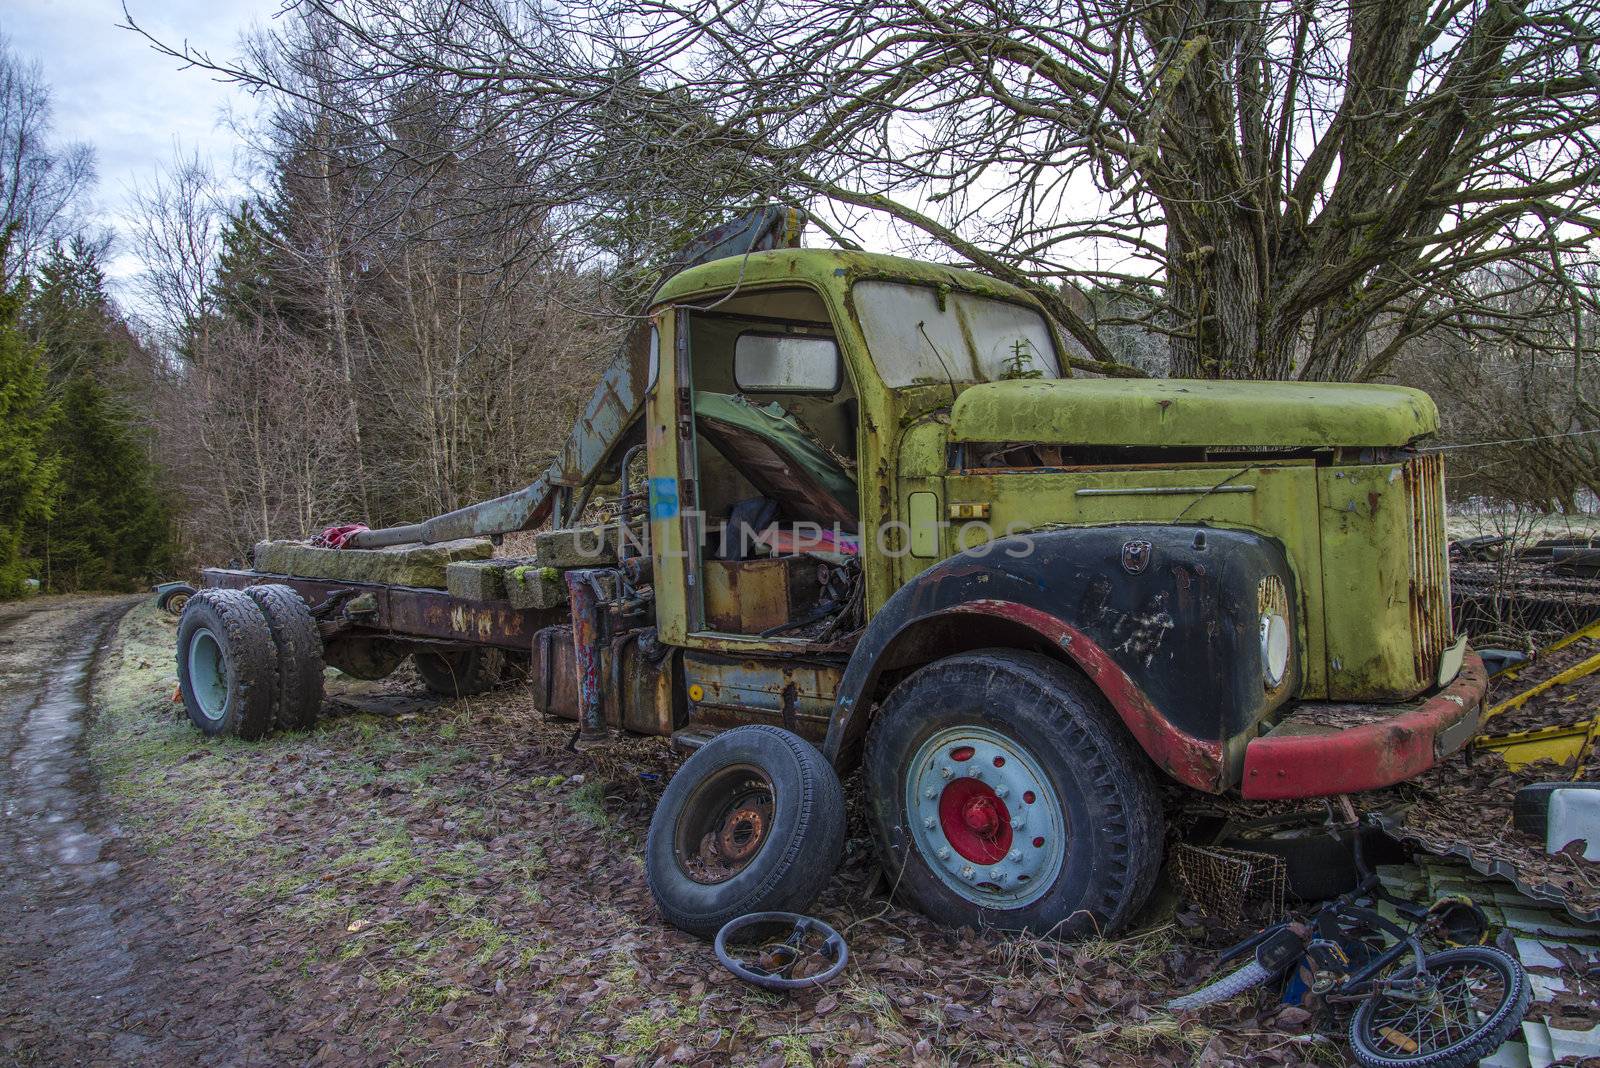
[1361,958,1509,1058]
[673,764,777,885]
[906,725,1066,908]
[187,627,229,721]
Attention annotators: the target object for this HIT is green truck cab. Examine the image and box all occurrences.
[189,230,1485,939]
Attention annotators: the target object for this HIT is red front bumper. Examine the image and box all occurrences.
[1239,652,1488,800]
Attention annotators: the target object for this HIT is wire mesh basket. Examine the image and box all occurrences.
[1170,843,1288,928]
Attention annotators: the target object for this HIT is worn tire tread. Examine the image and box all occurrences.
[176,588,278,740]
[245,584,325,731]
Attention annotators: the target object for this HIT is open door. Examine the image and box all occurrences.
[669,286,864,647]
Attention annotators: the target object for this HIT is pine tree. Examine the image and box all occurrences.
[40,372,171,591]
[24,237,121,385]
[211,200,284,326]
[20,237,172,592]
[0,231,61,599]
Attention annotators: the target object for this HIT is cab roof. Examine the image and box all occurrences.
[650,248,1043,308]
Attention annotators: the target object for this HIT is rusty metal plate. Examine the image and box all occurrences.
[202,568,560,651]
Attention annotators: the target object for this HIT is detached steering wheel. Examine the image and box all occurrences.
[714,912,849,991]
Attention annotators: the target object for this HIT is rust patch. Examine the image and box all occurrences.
[1241,651,1488,799]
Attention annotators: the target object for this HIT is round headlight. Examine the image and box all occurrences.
[1259,612,1290,689]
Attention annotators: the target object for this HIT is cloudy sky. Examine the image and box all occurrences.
[5,0,281,294]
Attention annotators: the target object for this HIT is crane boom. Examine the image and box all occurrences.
[346,206,805,549]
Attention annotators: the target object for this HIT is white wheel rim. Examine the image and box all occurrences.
[906,725,1066,909]
[188,628,229,721]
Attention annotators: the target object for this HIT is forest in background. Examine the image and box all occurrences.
[2,0,1599,597]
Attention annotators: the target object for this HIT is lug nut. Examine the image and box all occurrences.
[993,785,1008,799]
[940,766,953,780]
[936,847,950,860]
[1008,850,1022,862]
[960,865,975,880]
[923,817,936,830]
[925,788,937,799]
[990,869,1004,882]
[1011,815,1025,829]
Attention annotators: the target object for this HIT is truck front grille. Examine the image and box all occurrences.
[1404,452,1452,684]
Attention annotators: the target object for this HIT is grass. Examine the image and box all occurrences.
[566,779,611,828]
[84,599,1317,1066]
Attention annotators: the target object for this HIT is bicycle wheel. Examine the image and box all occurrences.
[1348,946,1530,1068]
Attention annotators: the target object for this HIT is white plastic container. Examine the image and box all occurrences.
[1546,787,1600,861]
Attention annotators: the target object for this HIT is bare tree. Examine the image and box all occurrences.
[0,34,95,286]
[128,0,1600,380]
[128,150,224,352]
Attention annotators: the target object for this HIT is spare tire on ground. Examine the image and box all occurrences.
[645,725,845,939]
[176,588,279,740]
[244,584,326,731]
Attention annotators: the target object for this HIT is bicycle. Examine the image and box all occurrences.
[1166,803,1531,1068]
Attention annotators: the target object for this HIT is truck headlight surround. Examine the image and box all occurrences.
[1259,611,1290,690]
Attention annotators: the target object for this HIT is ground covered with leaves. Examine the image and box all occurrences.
[89,601,1343,1067]
[1360,640,1600,920]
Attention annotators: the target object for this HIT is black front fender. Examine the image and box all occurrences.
[826,525,1299,790]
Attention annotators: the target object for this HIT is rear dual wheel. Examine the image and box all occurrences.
[245,584,325,731]
[177,586,325,738]
[865,650,1164,937]
[177,589,279,740]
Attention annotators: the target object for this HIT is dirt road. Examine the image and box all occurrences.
[0,595,276,1066]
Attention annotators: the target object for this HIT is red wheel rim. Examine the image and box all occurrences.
[938,777,1013,864]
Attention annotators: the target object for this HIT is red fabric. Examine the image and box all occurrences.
[309,523,369,549]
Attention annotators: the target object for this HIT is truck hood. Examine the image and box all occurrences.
[948,379,1438,448]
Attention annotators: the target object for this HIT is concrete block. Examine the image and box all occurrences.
[446,560,508,602]
[504,563,569,610]
[534,526,616,569]
[253,537,493,589]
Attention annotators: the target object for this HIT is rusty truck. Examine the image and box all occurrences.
[177,207,1486,938]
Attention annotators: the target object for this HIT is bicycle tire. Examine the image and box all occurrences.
[1165,959,1274,1011]
[1348,946,1530,1068]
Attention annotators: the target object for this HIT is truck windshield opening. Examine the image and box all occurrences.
[853,280,1061,388]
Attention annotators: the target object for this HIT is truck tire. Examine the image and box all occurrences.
[864,649,1164,937]
[245,584,325,731]
[176,589,278,740]
[646,725,845,939]
[156,583,196,615]
[1513,781,1600,836]
[323,635,406,680]
[413,647,514,697]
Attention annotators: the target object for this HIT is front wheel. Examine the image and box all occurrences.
[864,649,1164,937]
[1349,946,1530,1068]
